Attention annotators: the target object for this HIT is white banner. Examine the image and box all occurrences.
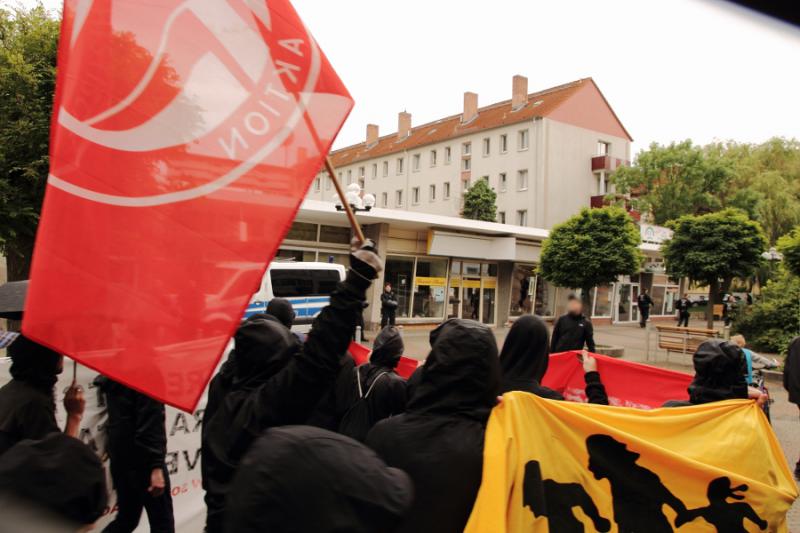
[0,358,207,532]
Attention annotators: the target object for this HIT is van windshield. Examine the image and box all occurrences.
[270,269,341,298]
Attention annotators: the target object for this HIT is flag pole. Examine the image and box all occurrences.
[325,157,366,244]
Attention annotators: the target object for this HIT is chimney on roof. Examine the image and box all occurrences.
[512,75,528,109]
[366,123,379,145]
[397,111,411,139]
[462,92,478,123]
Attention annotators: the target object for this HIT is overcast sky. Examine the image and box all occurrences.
[9,0,800,154]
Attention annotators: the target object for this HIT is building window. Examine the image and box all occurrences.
[346,169,352,184]
[382,161,389,177]
[462,178,470,191]
[371,163,377,179]
[413,258,448,319]
[444,146,452,164]
[396,189,403,207]
[313,176,321,192]
[286,221,318,241]
[384,256,414,319]
[517,209,528,226]
[499,172,507,192]
[381,192,388,207]
[597,141,610,155]
[412,187,420,204]
[396,157,404,175]
[412,153,421,171]
[518,129,529,150]
[430,150,437,167]
[462,142,471,155]
[482,137,490,156]
[429,184,436,201]
[498,211,506,224]
[319,225,351,244]
[500,134,508,153]
[325,176,332,190]
[358,166,365,179]
[462,158,471,171]
[517,169,529,191]
[358,177,365,189]
[444,182,451,199]
[337,171,342,182]
[480,175,489,185]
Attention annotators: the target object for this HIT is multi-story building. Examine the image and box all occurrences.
[307,76,632,229]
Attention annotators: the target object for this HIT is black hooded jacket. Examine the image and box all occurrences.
[94,377,167,472]
[366,319,500,533]
[664,339,749,406]
[0,335,61,456]
[499,315,608,404]
[550,312,596,353]
[783,337,800,405]
[353,326,407,424]
[202,273,370,532]
[226,426,413,533]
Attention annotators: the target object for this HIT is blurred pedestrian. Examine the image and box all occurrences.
[551,294,596,353]
[266,297,305,343]
[782,336,800,479]
[637,289,653,328]
[676,294,692,327]
[380,283,398,328]
[723,295,737,327]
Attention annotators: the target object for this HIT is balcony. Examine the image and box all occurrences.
[591,155,628,173]
[590,194,641,221]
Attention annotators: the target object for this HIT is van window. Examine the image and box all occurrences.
[270,269,340,297]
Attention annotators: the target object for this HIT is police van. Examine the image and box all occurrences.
[244,261,346,331]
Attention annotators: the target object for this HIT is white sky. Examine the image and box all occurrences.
[10,0,800,154]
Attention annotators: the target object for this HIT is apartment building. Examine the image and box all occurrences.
[307,76,632,230]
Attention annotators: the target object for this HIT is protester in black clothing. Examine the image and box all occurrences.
[550,295,596,353]
[95,377,174,533]
[305,352,357,432]
[0,432,107,530]
[469,291,480,320]
[380,283,398,328]
[675,294,692,327]
[366,318,500,533]
[0,335,84,456]
[202,240,382,533]
[723,295,737,327]
[782,336,800,479]
[339,326,407,441]
[500,315,608,404]
[266,298,305,343]
[226,426,412,533]
[637,290,653,328]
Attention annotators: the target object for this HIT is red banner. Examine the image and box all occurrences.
[542,352,693,409]
[348,342,420,380]
[23,0,353,411]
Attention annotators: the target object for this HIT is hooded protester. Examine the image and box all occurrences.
[782,336,800,478]
[366,319,500,533]
[550,295,596,353]
[0,432,107,531]
[202,241,382,533]
[226,426,413,533]
[94,377,173,533]
[266,298,305,343]
[0,335,84,456]
[338,326,407,441]
[499,315,608,404]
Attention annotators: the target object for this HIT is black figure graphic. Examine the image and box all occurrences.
[585,434,688,533]
[677,477,768,532]
[523,460,611,532]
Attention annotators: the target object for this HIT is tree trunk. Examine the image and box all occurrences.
[706,279,719,330]
[581,286,593,315]
[6,238,34,282]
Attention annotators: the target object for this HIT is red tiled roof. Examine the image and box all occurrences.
[330,78,603,167]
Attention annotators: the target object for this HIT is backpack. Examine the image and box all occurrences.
[338,367,388,442]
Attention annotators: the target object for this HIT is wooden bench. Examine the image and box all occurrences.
[655,325,720,362]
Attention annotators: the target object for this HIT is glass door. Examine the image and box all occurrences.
[616,284,632,322]
[482,279,496,325]
[447,279,461,319]
[461,280,481,320]
[631,284,640,323]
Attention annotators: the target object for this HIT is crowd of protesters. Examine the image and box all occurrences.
[0,241,795,532]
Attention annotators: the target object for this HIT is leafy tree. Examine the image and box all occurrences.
[461,179,497,222]
[778,227,800,277]
[662,209,767,328]
[539,207,643,309]
[734,269,799,354]
[0,4,59,281]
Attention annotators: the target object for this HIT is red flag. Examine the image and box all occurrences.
[23,0,353,411]
[543,352,693,409]
[347,342,420,379]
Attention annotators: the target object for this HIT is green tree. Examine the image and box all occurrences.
[662,209,767,328]
[778,227,800,277]
[0,4,59,281]
[734,269,799,354]
[539,207,643,309]
[461,179,497,222]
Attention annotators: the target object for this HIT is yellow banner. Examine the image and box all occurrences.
[466,393,797,533]
[482,278,497,289]
[415,276,447,287]
[463,279,481,288]
[450,276,461,287]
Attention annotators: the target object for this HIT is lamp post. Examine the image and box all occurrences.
[333,183,376,213]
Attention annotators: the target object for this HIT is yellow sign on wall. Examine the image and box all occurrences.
[415,276,447,287]
[483,278,498,289]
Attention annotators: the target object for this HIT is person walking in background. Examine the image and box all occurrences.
[782,336,800,479]
[551,295,596,353]
[723,295,737,327]
[676,293,692,327]
[637,289,653,328]
[380,283,398,328]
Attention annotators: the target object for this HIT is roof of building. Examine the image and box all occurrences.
[329,78,632,167]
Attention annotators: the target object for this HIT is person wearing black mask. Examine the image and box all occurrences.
[226,426,412,533]
[366,319,500,533]
[0,335,85,456]
[202,240,382,532]
[95,378,173,533]
[550,295,596,353]
[266,297,305,343]
[637,289,653,328]
[500,315,608,404]
[338,326,407,441]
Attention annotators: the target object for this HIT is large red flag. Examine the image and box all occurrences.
[23,0,353,411]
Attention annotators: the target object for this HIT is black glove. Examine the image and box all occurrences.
[347,239,383,290]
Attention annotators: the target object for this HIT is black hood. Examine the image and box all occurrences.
[370,326,404,369]
[408,319,500,421]
[232,314,299,389]
[500,315,550,389]
[7,335,62,392]
[689,339,748,404]
[0,433,107,525]
[227,426,413,533]
[266,298,295,329]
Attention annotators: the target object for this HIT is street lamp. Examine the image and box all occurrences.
[333,183,375,213]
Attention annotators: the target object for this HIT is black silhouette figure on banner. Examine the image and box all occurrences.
[523,460,611,532]
[586,434,688,533]
[677,477,768,532]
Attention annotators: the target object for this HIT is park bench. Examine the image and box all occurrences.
[654,325,720,363]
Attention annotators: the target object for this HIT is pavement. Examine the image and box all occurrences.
[370,317,800,531]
